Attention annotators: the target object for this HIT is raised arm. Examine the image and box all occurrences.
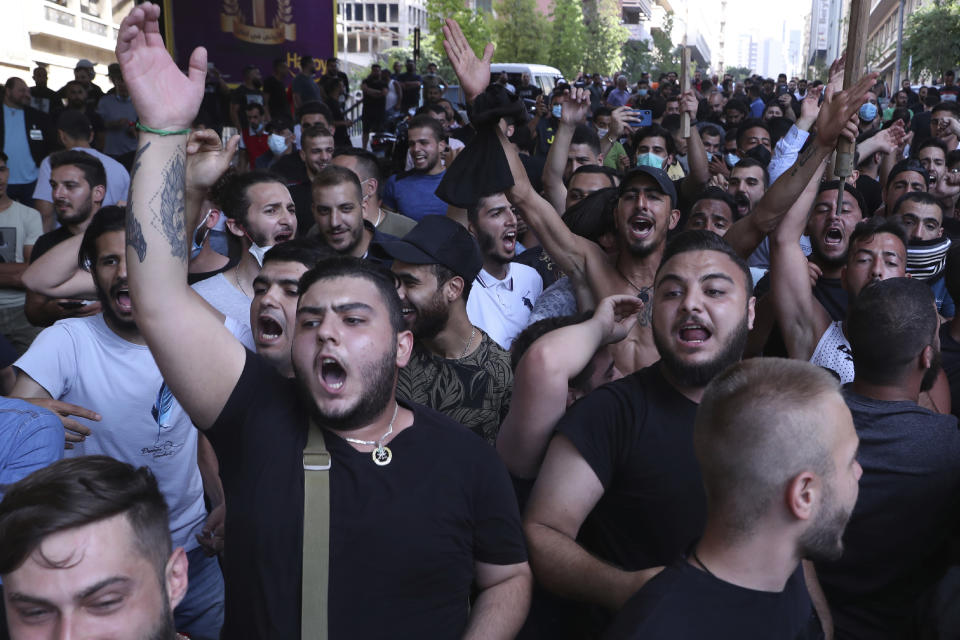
[22,233,96,298]
[677,90,710,203]
[496,295,642,479]
[118,3,245,430]
[725,77,873,262]
[542,88,591,214]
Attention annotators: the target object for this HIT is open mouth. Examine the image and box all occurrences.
[733,194,750,214]
[503,230,517,251]
[824,227,843,245]
[413,153,427,164]
[678,322,712,344]
[256,315,283,344]
[628,217,654,240]
[320,356,346,391]
[114,288,132,313]
[274,231,293,244]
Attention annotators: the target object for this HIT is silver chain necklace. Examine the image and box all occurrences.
[344,402,399,466]
[459,327,477,359]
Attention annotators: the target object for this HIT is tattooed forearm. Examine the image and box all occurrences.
[788,143,818,178]
[126,142,151,263]
[150,152,188,262]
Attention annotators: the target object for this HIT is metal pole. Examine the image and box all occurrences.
[894,0,905,88]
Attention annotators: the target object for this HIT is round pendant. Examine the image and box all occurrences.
[372,445,392,466]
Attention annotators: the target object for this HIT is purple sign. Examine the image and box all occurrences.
[171,0,334,79]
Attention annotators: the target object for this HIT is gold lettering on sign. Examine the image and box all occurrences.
[220,0,296,44]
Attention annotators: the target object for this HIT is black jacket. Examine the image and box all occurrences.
[0,105,55,168]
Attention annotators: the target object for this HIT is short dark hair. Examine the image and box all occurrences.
[912,137,949,160]
[0,456,170,576]
[593,107,613,119]
[634,124,676,156]
[50,149,106,190]
[730,157,770,189]
[818,180,868,219]
[510,312,596,390]
[300,55,314,68]
[657,230,754,298]
[296,101,333,126]
[736,119,771,150]
[571,124,601,156]
[298,256,404,333]
[406,114,446,143]
[691,186,738,221]
[263,237,335,269]
[724,99,748,115]
[57,110,92,140]
[700,124,723,139]
[848,278,937,384]
[892,191,944,217]
[432,262,472,300]
[333,147,383,193]
[466,191,505,226]
[245,102,264,115]
[301,124,335,145]
[932,101,960,118]
[311,164,362,201]
[217,170,285,226]
[79,205,126,270]
[570,164,618,188]
[848,216,908,257]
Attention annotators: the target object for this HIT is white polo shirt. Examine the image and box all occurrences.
[466,263,543,350]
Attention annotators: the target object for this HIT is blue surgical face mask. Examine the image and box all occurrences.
[705,151,714,163]
[552,104,562,118]
[637,152,665,169]
[637,88,648,96]
[596,127,609,139]
[859,102,878,121]
[190,209,214,260]
[726,153,740,167]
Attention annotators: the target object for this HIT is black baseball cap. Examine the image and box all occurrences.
[373,215,483,282]
[620,166,678,209]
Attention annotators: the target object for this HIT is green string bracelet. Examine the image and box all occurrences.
[135,122,191,136]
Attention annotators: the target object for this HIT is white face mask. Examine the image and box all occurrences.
[267,133,287,155]
[596,127,609,138]
[248,242,272,267]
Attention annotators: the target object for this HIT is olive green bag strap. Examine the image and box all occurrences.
[302,423,331,640]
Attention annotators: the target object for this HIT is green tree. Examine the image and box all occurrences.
[622,39,655,80]
[650,12,679,75]
[492,0,551,62]
[581,0,629,75]
[725,66,752,81]
[548,0,587,78]
[425,0,493,60]
[903,1,960,80]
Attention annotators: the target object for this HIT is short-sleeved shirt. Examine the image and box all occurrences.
[604,561,823,639]
[291,74,323,104]
[816,390,960,639]
[231,86,266,128]
[556,363,705,571]
[33,146,130,208]
[191,273,253,343]
[29,86,59,115]
[0,396,62,502]
[262,75,290,120]
[14,314,208,550]
[810,321,854,384]
[96,93,139,156]
[397,331,513,444]
[397,72,422,110]
[381,170,448,221]
[466,263,543,350]
[0,200,42,308]
[940,322,960,421]
[3,106,38,184]
[206,350,527,638]
[28,226,72,264]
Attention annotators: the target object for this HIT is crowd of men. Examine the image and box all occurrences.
[2,3,960,639]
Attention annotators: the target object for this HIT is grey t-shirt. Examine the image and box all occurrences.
[192,273,254,349]
[528,276,578,325]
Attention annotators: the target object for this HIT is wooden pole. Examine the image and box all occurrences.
[681,47,691,138]
[834,0,870,209]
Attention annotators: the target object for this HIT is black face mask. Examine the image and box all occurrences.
[252,78,263,89]
[745,144,772,168]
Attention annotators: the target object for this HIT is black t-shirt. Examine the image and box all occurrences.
[517,83,542,102]
[940,322,960,421]
[557,363,705,570]
[271,152,308,186]
[207,350,527,639]
[513,245,563,289]
[604,561,823,639]
[396,72,421,110]
[815,390,960,639]
[29,226,73,263]
[362,76,387,117]
[262,76,289,120]
[855,174,883,217]
[231,86,266,128]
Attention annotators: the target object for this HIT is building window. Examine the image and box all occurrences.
[366,3,374,22]
[45,5,76,26]
[378,3,386,21]
[48,0,69,7]
[345,4,351,19]
[80,0,101,17]
[82,17,108,36]
[389,3,398,22]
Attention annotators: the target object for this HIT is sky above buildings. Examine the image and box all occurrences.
[721,0,809,75]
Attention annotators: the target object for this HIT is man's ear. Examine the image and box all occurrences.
[92,184,106,206]
[444,275,464,302]
[396,328,414,367]
[165,547,189,610]
[224,216,246,238]
[786,471,820,522]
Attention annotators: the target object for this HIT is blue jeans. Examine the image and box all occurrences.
[174,546,225,640]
